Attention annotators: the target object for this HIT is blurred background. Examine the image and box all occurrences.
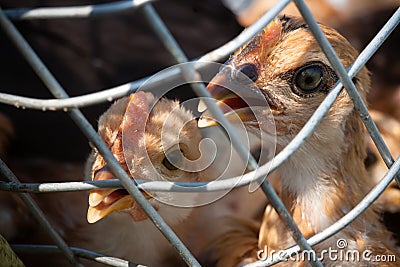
[0,0,399,247]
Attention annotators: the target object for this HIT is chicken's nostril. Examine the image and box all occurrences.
[233,63,258,83]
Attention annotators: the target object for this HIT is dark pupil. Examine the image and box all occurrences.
[296,67,323,91]
[305,76,314,84]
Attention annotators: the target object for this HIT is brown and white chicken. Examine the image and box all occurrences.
[200,16,400,266]
[83,91,210,266]
[87,92,204,223]
[86,91,268,265]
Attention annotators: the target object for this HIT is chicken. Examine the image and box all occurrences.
[81,91,215,266]
[200,16,400,266]
[86,91,268,265]
[87,92,204,224]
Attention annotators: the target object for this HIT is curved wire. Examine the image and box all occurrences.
[4,0,153,20]
[11,244,142,267]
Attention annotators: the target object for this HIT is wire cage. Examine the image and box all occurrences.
[0,0,399,266]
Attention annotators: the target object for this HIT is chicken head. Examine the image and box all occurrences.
[87,92,204,224]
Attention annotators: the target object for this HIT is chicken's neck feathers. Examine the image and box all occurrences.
[278,112,370,234]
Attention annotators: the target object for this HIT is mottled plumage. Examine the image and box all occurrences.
[203,16,399,266]
[88,91,267,265]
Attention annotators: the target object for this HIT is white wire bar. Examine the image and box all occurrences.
[0,0,291,110]
[0,5,200,267]
[4,0,153,20]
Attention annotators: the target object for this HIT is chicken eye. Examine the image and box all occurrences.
[295,65,323,93]
[162,149,182,171]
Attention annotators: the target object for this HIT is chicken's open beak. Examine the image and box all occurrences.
[198,71,269,128]
[87,165,153,224]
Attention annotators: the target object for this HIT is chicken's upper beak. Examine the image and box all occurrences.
[198,69,268,128]
[87,165,153,224]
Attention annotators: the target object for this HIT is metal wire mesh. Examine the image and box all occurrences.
[0,1,399,266]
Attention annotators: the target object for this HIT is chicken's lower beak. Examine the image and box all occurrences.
[87,165,153,223]
[198,106,257,128]
[198,72,264,128]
